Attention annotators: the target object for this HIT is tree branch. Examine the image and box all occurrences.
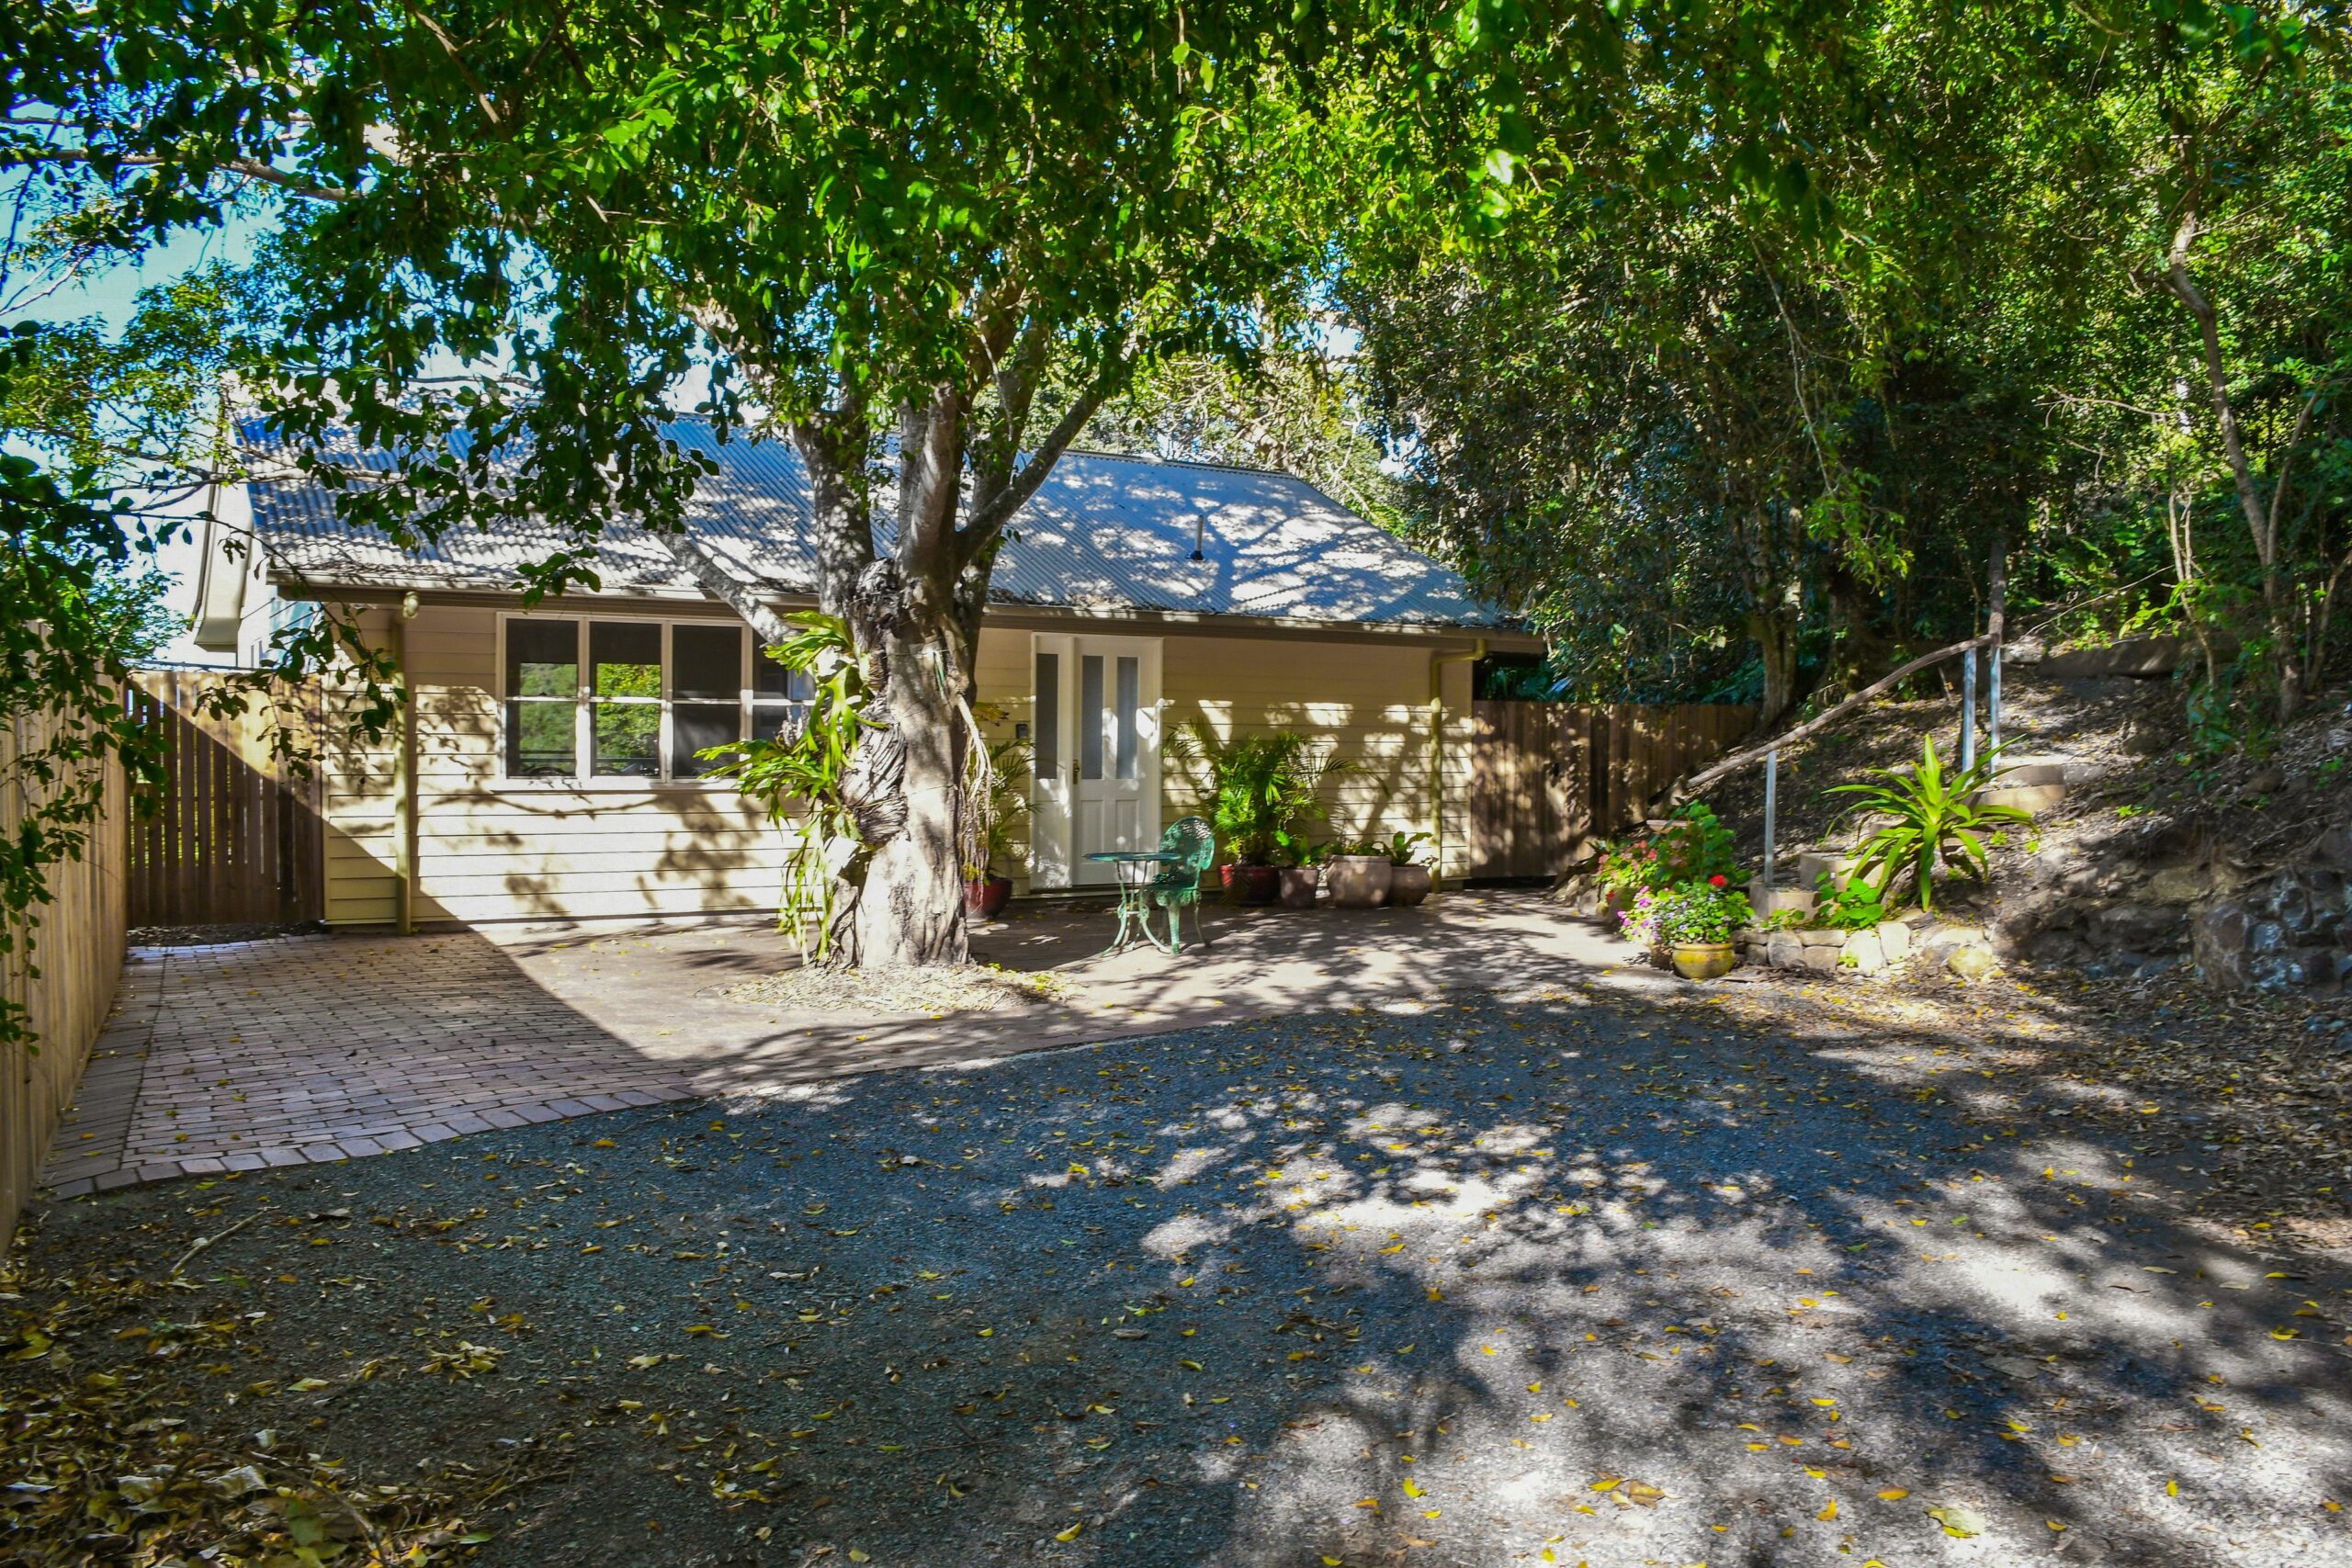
[955,359,1126,570]
[1667,633,1998,807]
[6,146,358,203]
[655,530,792,644]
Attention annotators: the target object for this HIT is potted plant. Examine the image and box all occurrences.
[1325,838,1393,908]
[1657,875,1753,980]
[1168,721,1345,907]
[962,732,1030,921]
[1383,830,1435,908]
[1278,837,1333,908]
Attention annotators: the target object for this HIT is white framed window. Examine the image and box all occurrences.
[497,613,812,784]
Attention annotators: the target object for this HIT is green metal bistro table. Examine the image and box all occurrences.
[1087,851,1184,955]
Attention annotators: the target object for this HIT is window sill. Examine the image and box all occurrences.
[492,776,741,793]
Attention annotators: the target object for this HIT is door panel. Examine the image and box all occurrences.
[1029,637,1076,888]
[1035,634,1159,887]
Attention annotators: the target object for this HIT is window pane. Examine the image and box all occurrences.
[752,701,805,742]
[1115,656,1140,781]
[1080,655,1104,781]
[673,623,742,700]
[754,650,813,701]
[1033,653,1059,773]
[590,621,662,699]
[672,702,741,777]
[505,701,576,777]
[592,703,662,777]
[506,619,577,698]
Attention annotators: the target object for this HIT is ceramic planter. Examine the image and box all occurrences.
[1278,866,1321,908]
[1326,854,1393,908]
[1219,863,1282,905]
[1386,864,1432,908]
[964,874,1013,920]
[1671,942,1736,981]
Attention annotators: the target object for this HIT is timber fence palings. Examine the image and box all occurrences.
[1467,701,1756,879]
[2,705,128,1244]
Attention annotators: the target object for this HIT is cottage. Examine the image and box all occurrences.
[191,420,1533,927]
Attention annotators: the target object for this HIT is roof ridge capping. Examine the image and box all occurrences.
[1063,446,1328,481]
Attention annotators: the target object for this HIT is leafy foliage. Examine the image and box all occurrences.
[965,734,1032,881]
[1166,721,1343,867]
[698,615,875,961]
[1653,880,1753,948]
[1595,803,1743,899]
[1829,739,2032,912]
[1810,874,1892,931]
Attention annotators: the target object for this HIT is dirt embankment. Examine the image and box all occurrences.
[1696,655,2352,998]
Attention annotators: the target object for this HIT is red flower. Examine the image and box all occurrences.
[1709,874,1728,887]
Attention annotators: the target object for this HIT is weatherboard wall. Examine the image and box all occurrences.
[320,603,1480,925]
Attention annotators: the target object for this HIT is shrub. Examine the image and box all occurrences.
[1654,877,1753,947]
[1596,802,1743,897]
[1811,874,1890,930]
[1168,721,1348,866]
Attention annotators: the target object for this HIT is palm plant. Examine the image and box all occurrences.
[1166,720,1346,865]
[1828,739,2032,912]
[963,735,1032,880]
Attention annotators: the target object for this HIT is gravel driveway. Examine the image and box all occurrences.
[10,980,2350,1567]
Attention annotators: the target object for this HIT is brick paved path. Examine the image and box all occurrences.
[43,935,696,1197]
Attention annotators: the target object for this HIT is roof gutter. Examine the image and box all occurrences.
[1427,637,1485,895]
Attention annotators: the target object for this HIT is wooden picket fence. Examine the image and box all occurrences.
[1466,701,1756,880]
[2,708,128,1245]
[123,669,324,928]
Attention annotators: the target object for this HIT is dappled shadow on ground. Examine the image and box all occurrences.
[13,982,2351,1567]
[481,890,1632,1099]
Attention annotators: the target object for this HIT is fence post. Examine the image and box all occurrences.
[1960,648,1978,774]
[1987,536,2007,761]
[1762,746,1779,890]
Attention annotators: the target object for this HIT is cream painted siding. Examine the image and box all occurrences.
[325,608,1481,924]
[324,604,791,925]
[1158,634,1475,880]
[967,626,1474,886]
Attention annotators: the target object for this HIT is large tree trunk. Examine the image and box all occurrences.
[851,614,972,967]
[828,391,976,969]
[1748,606,1801,728]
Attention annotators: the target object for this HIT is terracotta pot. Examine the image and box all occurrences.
[964,874,1013,920]
[1326,854,1393,908]
[1386,864,1432,908]
[1278,866,1321,908]
[1671,941,1736,981]
[1221,863,1281,905]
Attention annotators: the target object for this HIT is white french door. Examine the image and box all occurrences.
[1028,633,1161,888]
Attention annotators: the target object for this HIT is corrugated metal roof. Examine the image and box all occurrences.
[240,417,1510,631]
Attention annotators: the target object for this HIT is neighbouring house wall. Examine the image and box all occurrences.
[322,604,1483,923]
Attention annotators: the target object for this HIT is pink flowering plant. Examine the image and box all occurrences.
[1616,885,1667,948]
[1596,803,1742,898]
[1654,876,1754,947]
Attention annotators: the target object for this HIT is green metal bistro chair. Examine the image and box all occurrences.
[1151,816,1217,953]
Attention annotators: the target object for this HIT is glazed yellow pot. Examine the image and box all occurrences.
[1671,942,1736,981]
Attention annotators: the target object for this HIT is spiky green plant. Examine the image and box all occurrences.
[1829,739,2032,911]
